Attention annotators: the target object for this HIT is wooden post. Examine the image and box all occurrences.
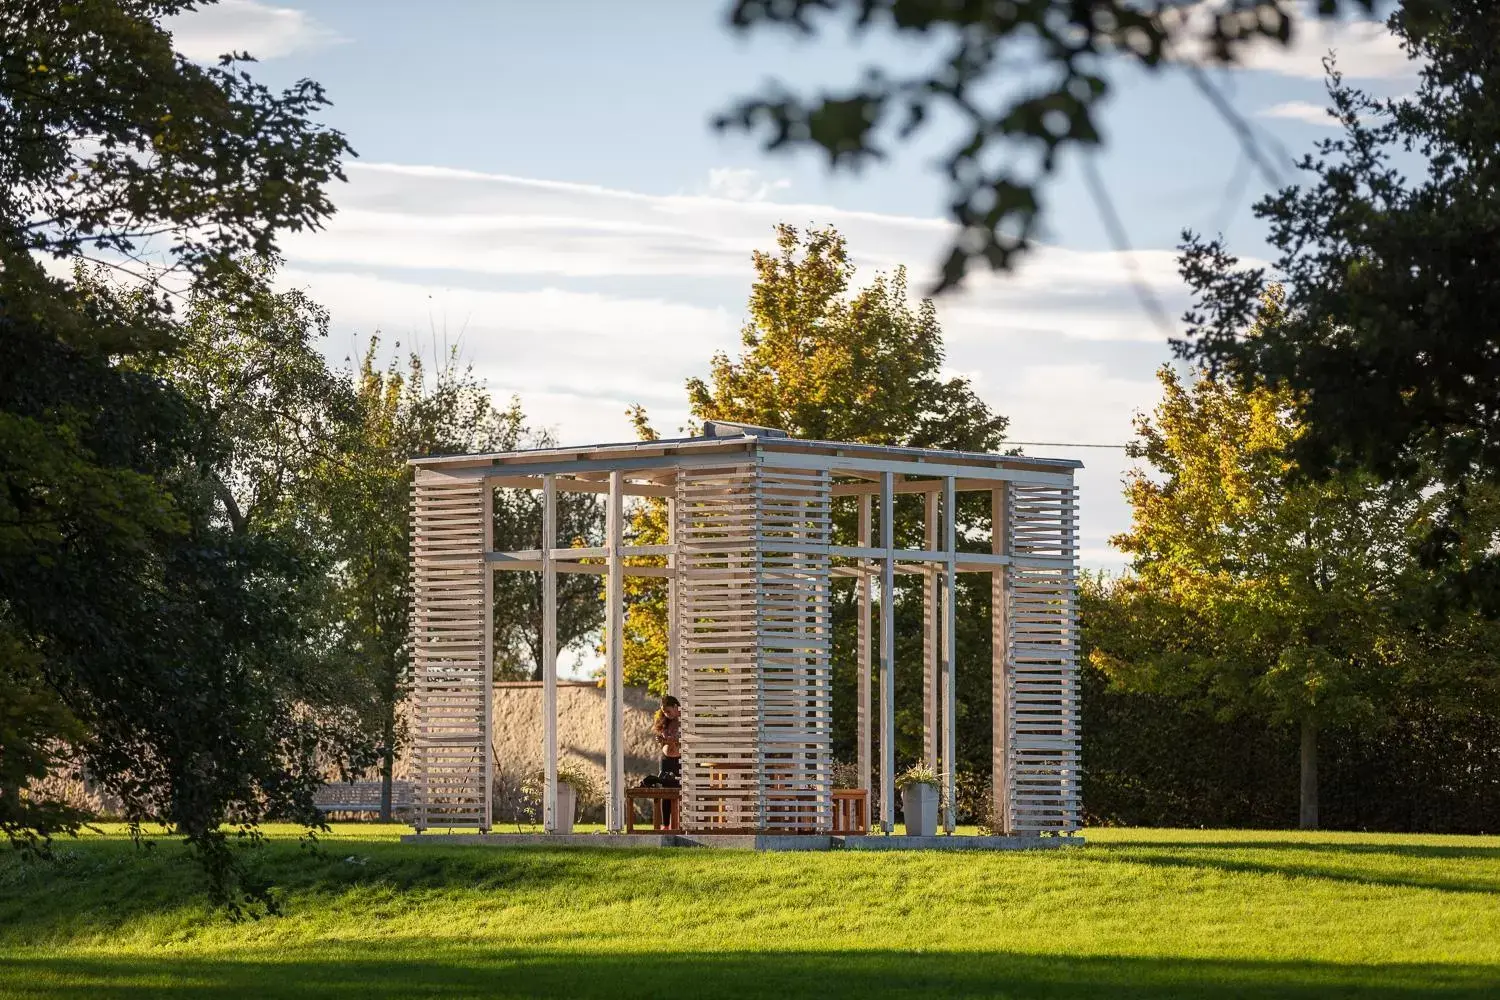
[923,491,939,773]
[857,494,872,800]
[942,476,957,834]
[482,483,495,833]
[541,475,558,833]
[667,496,680,699]
[991,485,1010,834]
[606,470,625,832]
[879,471,896,833]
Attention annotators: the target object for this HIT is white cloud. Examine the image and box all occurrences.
[702,168,793,202]
[1257,99,1340,127]
[167,0,341,62]
[1172,2,1412,80]
[279,160,1182,571]
[280,267,740,443]
[284,161,1191,345]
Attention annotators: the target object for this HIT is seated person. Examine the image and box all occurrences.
[653,695,682,827]
[654,695,681,785]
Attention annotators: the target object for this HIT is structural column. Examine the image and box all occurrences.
[991,485,1010,834]
[541,475,558,833]
[856,494,872,801]
[605,470,626,832]
[941,477,957,833]
[481,483,495,832]
[666,496,680,699]
[879,471,896,833]
[923,491,940,773]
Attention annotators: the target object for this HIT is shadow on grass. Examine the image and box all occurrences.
[0,841,654,942]
[1085,841,1500,895]
[1105,841,1500,862]
[2,946,1496,999]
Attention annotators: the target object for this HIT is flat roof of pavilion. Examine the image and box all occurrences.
[411,425,1082,480]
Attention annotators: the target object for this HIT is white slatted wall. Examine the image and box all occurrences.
[675,461,833,833]
[676,464,760,831]
[410,474,490,830]
[757,466,832,833]
[1005,482,1081,833]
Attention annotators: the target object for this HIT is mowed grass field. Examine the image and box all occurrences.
[1,825,1496,999]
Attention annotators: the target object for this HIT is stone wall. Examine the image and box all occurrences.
[33,681,661,825]
[489,681,660,824]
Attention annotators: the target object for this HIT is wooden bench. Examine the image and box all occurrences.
[833,789,869,835]
[626,787,681,832]
[313,780,415,816]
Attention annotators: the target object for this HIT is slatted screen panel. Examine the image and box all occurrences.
[676,464,761,832]
[410,473,490,830]
[675,461,834,833]
[1005,482,1081,833]
[757,466,832,833]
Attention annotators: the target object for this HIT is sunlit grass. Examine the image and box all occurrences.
[2,825,1497,998]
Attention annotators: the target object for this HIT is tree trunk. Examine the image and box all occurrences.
[1299,716,1319,830]
[379,724,395,822]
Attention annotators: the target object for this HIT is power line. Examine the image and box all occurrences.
[1010,441,1131,450]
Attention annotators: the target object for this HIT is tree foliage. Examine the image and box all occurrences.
[3,0,349,278]
[1176,2,1500,610]
[686,224,1006,449]
[719,0,1378,291]
[491,443,604,683]
[1094,318,1479,825]
[312,343,520,820]
[0,0,351,910]
[630,225,1007,774]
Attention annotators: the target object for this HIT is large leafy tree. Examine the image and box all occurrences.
[630,225,1007,772]
[315,344,514,821]
[1177,2,1500,610]
[314,344,601,818]
[686,224,1005,448]
[719,0,1381,291]
[1097,340,1435,828]
[0,0,350,908]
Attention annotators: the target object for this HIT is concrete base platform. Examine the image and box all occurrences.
[837,834,1082,851]
[400,831,1082,851]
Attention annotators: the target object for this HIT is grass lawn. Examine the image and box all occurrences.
[1,825,1496,999]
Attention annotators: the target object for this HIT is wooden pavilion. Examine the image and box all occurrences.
[407,422,1081,839]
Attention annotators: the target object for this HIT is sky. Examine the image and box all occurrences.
[166,0,1418,574]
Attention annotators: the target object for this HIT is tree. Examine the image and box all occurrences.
[629,224,1007,773]
[163,257,354,540]
[1176,2,1500,610]
[1,0,351,909]
[685,224,1005,449]
[620,406,671,695]
[313,343,511,820]
[4,0,348,277]
[1097,336,1433,827]
[491,444,604,682]
[719,0,1380,291]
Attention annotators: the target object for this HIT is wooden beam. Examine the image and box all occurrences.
[542,474,558,833]
[857,494,872,802]
[487,475,674,498]
[481,483,495,833]
[606,470,625,833]
[487,544,671,562]
[942,476,958,834]
[667,495,680,699]
[833,476,1038,497]
[758,450,1076,487]
[923,491,939,773]
[879,470,896,834]
[992,485,1010,835]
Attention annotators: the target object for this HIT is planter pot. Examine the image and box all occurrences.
[554,782,577,834]
[901,783,939,837]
